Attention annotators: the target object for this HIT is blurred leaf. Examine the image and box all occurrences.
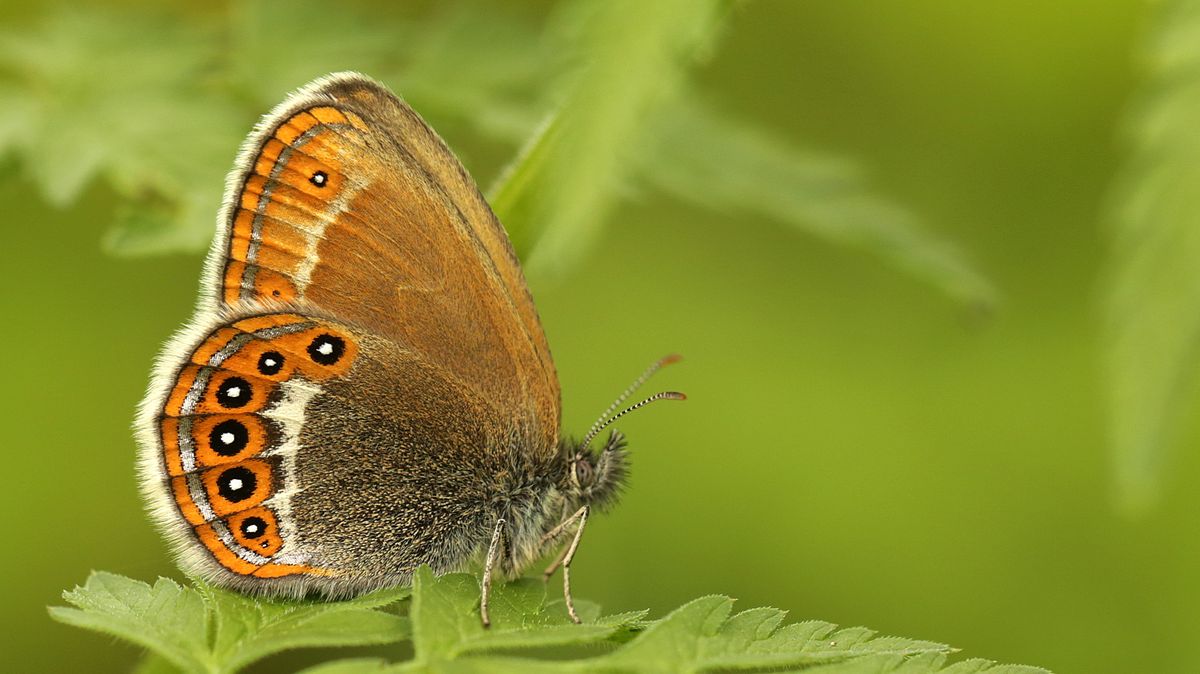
[226,0,409,109]
[393,5,551,142]
[0,1,995,308]
[489,0,726,273]
[49,572,409,674]
[0,8,246,255]
[642,97,998,309]
[1103,0,1200,513]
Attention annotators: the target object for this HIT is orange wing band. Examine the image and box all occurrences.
[222,106,368,305]
[158,313,357,577]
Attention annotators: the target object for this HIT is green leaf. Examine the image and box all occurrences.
[49,573,210,673]
[587,595,949,673]
[55,570,1050,674]
[642,97,997,310]
[202,583,411,672]
[50,572,409,674]
[299,659,393,674]
[794,652,1051,673]
[1103,0,1200,513]
[408,567,644,662]
[132,653,186,674]
[489,0,726,273]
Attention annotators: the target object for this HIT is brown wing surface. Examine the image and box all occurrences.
[204,73,559,450]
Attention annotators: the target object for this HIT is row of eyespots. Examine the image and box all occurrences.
[187,323,354,383]
[159,315,360,578]
[168,334,346,415]
[161,318,356,488]
[164,326,355,420]
[192,479,334,578]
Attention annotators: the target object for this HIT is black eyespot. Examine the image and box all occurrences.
[208,420,249,457]
[216,377,252,408]
[309,171,328,187]
[216,466,257,503]
[240,516,267,539]
[307,334,345,365]
[257,351,284,376]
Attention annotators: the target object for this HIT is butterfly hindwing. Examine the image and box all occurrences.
[144,312,359,583]
[140,308,526,593]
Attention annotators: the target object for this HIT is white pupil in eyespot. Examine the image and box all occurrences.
[245,524,258,533]
[317,342,334,355]
[220,432,235,445]
[264,358,276,367]
[225,386,241,398]
[228,478,243,491]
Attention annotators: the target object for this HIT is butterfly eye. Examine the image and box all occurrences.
[216,377,252,408]
[216,466,257,502]
[309,171,328,187]
[574,459,594,487]
[208,419,249,457]
[307,334,346,365]
[257,351,284,376]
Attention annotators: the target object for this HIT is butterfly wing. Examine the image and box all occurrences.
[206,72,558,449]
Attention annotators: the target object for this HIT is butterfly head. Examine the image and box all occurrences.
[562,431,628,510]
[556,355,687,510]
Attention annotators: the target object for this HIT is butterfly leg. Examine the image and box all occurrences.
[540,505,587,578]
[541,505,590,624]
[480,517,506,628]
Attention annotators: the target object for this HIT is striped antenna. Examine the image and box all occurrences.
[584,354,682,442]
[577,390,686,455]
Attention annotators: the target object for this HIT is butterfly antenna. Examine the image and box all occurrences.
[585,354,682,441]
[578,390,686,455]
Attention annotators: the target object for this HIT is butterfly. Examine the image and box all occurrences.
[135,72,683,625]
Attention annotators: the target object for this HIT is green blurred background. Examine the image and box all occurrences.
[3,1,1198,672]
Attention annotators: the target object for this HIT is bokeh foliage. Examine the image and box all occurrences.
[1105,0,1200,513]
[0,0,993,304]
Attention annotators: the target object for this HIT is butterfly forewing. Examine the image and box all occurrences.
[208,74,559,452]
